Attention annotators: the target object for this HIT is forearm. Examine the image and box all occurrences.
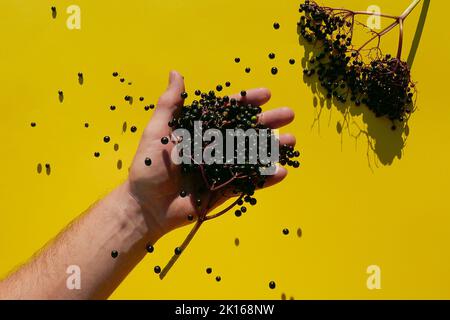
[0,182,162,300]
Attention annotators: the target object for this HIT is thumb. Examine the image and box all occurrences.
[145,71,185,138]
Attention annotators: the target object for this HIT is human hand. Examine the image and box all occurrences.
[126,71,296,239]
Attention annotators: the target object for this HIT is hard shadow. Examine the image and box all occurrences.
[407,0,431,68]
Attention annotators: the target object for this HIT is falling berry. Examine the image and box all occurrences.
[130,126,137,133]
[269,53,276,59]
[154,266,161,274]
[31,122,36,127]
[112,72,119,77]
[180,190,187,198]
[245,67,251,73]
[174,247,182,255]
[234,57,241,63]
[289,59,296,65]
[181,92,188,99]
[146,244,154,253]
[144,158,152,166]
[271,67,278,75]
[111,250,119,258]
[161,136,169,145]
[187,214,194,221]
[110,105,116,111]
[273,22,280,29]
[84,123,89,128]
[94,152,100,158]
[282,228,289,235]
[269,281,276,289]
[103,136,110,143]
[216,276,221,282]
[225,81,231,87]
[206,267,212,274]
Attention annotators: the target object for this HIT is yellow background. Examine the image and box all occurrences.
[0,0,448,299]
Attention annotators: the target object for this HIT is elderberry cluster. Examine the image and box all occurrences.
[298,0,415,124]
[169,89,300,199]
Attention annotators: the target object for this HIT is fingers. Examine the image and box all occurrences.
[279,133,296,147]
[230,88,271,106]
[145,71,185,138]
[258,107,295,129]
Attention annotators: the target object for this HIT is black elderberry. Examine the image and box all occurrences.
[113,72,119,77]
[206,267,212,274]
[289,59,296,65]
[146,244,154,253]
[235,57,241,63]
[174,247,182,255]
[144,158,152,166]
[269,53,276,59]
[245,67,251,73]
[130,126,137,133]
[273,22,280,30]
[103,136,110,143]
[154,266,161,274]
[31,122,36,127]
[225,81,231,87]
[181,92,188,99]
[240,90,247,97]
[161,136,169,144]
[283,228,289,235]
[110,105,116,111]
[216,276,221,282]
[111,250,118,258]
[187,214,194,221]
[269,281,276,289]
[180,190,187,198]
[216,85,223,92]
[235,210,242,217]
[271,67,278,75]
[94,152,100,158]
